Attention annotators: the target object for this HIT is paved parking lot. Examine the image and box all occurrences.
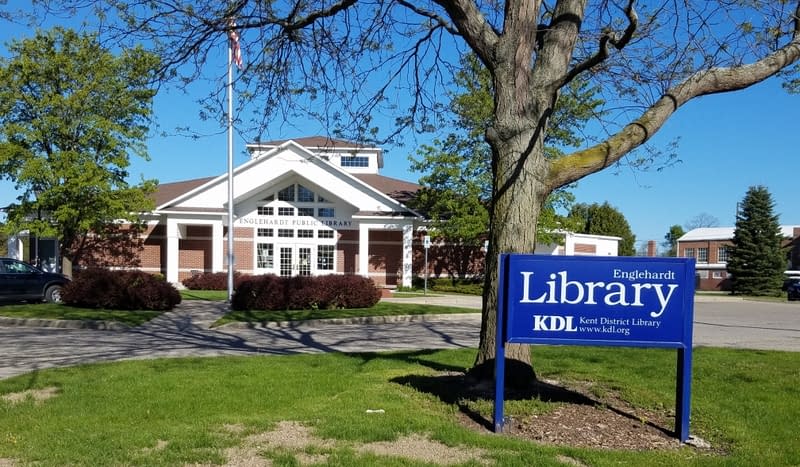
[1,296,797,380]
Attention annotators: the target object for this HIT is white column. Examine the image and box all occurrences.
[166,218,180,283]
[358,223,371,278]
[563,232,575,256]
[212,220,223,272]
[7,235,22,260]
[402,223,413,288]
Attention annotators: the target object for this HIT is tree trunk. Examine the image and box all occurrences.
[469,128,552,387]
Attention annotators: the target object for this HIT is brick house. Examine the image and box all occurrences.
[677,226,800,291]
[8,136,621,287]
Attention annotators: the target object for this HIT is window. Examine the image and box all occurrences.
[257,206,273,216]
[297,229,314,238]
[318,207,335,217]
[340,156,369,167]
[278,207,295,216]
[697,270,709,279]
[1,259,35,274]
[317,195,329,203]
[718,246,730,263]
[256,243,273,268]
[280,247,292,277]
[318,245,334,270]
[278,185,295,201]
[684,248,695,258]
[278,229,294,238]
[257,228,273,237]
[297,185,315,202]
[697,247,708,263]
[318,230,334,239]
[712,271,723,279]
[298,207,314,216]
[261,194,274,202]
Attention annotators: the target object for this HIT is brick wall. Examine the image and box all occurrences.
[679,239,733,291]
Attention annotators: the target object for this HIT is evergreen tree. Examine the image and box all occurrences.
[727,186,786,296]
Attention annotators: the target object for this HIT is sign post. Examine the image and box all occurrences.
[493,254,695,442]
[423,235,431,295]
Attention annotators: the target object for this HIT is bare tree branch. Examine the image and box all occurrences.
[547,20,800,190]
[563,0,638,86]
[430,0,500,67]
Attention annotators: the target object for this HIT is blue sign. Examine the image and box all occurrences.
[494,254,695,442]
[503,255,694,347]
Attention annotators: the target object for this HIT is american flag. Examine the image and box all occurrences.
[228,21,243,70]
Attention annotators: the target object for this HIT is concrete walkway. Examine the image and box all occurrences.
[0,299,481,380]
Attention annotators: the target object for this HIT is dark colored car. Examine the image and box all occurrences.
[787,278,800,301]
[0,258,70,303]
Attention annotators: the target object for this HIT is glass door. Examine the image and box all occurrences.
[279,247,293,277]
[273,245,315,277]
[297,247,312,276]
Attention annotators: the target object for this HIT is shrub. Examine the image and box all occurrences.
[313,274,382,309]
[231,274,381,311]
[63,269,182,311]
[231,274,286,311]
[182,271,251,290]
[410,276,483,295]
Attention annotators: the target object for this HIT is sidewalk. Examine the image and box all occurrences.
[381,292,743,308]
[381,293,482,309]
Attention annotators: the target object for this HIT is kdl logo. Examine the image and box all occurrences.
[533,315,577,332]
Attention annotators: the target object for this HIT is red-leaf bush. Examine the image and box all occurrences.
[182,271,252,290]
[63,269,182,311]
[231,274,286,310]
[231,274,381,311]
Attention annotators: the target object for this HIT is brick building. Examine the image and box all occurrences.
[8,137,620,287]
[677,226,800,291]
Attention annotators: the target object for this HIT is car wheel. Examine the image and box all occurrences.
[44,285,64,303]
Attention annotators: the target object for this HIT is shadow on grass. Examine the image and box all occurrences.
[360,350,675,437]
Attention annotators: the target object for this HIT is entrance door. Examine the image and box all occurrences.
[278,245,314,277]
[297,247,312,276]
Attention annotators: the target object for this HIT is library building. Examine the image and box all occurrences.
[8,137,620,288]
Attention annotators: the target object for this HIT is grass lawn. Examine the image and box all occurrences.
[0,346,797,466]
[0,303,160,327]
[180,289,228,301]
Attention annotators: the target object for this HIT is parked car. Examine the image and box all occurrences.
[787,278,800,301]
[0,258,70,303]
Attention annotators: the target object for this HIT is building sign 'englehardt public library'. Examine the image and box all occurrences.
[494,255,696,442]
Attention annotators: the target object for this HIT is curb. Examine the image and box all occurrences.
[218,312,482,329]
[0,316,130,331]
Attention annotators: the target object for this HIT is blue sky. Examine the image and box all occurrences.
[2,12,798,253]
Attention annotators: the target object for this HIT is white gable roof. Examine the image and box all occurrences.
[155,140,418,217]
[679,225,800,242]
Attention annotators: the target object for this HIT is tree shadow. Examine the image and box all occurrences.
[366,351,675,438]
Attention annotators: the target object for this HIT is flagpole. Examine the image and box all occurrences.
[226,30,235,304]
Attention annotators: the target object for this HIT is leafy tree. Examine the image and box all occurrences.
[28,1,800,382]
[567,202,636,256]
[662,225,685,257]
[0,28,159,266]
[408,54,596,254]
[727,186,786,296]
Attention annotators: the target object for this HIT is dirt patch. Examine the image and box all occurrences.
[358,433,488,465]
[213,421,488,466]
[394,371,706,452]
[1,387,59,406]
[0,459,17,467]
